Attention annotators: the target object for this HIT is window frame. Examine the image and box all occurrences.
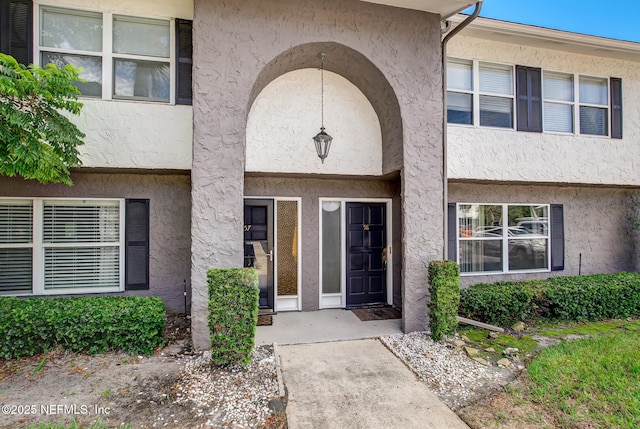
[447,57,516,130]
[35,4,176,103]
[0,197,126,296]
[456,203,551,276]
[542,69,611,137]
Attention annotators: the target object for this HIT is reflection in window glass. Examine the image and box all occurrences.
[41,53,103,97]
[113,16,170,58]
[114,59,170,100]
[322,201,341,294]
[40,7,102,52]
[458,204,550,273]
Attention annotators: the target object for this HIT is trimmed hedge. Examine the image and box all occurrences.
[208,268,259,366]
[0,296,166,359]
[459,272,640,327]
[428,260,461,341]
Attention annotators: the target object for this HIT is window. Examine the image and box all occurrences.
[543,71,574,133]
[447,58,514,128]
[36,6,192,104]
[456,203,550,274]
[0,198,149,295]
[449,57,623,138]
[0,0,32,66]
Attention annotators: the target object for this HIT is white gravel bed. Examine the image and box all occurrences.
[173,345,279,428]
[380,332,513,410]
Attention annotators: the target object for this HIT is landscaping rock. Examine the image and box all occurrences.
[511,322,526,332]
[472,357,489,366]
[497,358,511,368]
[464,347,480,357]
[503,347,519,358]
[484,347,496,353]
[488,332,500,339]
[454,339,466,348]
[461,335,471,342]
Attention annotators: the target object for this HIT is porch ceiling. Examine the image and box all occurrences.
[360,0,479,19]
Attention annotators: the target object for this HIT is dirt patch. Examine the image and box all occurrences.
[0,314,287,429]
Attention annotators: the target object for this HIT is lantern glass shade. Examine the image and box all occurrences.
[313,127,333,163]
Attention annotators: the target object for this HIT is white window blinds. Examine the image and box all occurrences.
[0,200,33,293]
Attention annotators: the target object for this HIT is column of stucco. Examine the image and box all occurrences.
[191,0,446,348]
[399,13,445,331]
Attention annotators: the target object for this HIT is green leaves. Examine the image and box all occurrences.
[0,53,85,185]
[428,260,461,341]
[207,268,260,366]
[0,296,165,359]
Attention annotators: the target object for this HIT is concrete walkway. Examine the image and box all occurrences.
[278,339,470,429]
[255,309,402,345]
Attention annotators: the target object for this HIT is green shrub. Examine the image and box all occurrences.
[0,296,165,359]
[459,272,640,327]
[459,280,547,327]
[428,260,461,341]
[208,268,259,366]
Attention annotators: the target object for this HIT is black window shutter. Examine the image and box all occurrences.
[550,204,565,271]
[125,199,150,290]
[175,18,193,105]
[516,65,542,132]
[610,77,622,139]
[0,0,33,66]
[447,202,457,262]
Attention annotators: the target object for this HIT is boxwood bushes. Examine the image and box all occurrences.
[208,268,259,366]
[459,272,640,327]
[428,260,461,340]
[0,296,165,359]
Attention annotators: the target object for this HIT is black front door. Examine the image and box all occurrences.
[346,202,387,307]
[244,199,274,313]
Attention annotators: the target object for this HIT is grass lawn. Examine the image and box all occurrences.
[461,319,640,429]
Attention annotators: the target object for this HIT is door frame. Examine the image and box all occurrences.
[244,196,302,312]
[318,198,393,309]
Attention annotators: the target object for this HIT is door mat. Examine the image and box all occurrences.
[351,307,402,322]
[257,315,273,326]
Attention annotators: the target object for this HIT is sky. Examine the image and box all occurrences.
[462,0,639,43]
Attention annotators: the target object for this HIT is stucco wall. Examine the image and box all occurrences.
[76,101,192,170]
[37,0,194,171]
[244,176,401,311]
[0,173,191,312]
[246,69,382,175]
[192,0,444,349]
[447,35,640,186]
[449,182,635,287]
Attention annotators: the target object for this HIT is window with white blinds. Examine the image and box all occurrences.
[43,201,121,290]
[543,71,574,133]
[446,58,514,128]
[0,198,124,295]
[0,200,33,294]
[579,76,609,136]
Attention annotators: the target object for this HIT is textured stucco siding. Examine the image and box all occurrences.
[0,173,191,312]
[246,69,382,175]
[449,182,637,287]
[447,35,640,186]
[192,0,444,349]
[76,101,192,170]
[244,176,402,312]
[38,0,193,20]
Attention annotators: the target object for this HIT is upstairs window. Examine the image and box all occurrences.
[447,58,514,129]
[36,6,192,104]
[579,76,608,136]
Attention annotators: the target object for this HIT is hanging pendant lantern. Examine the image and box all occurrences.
[312,53,333,163]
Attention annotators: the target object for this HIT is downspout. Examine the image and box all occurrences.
[442,2,483,260]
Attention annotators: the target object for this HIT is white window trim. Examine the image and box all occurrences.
[447,57,515,130]
[34,2,176,104]
[0,197,125,296]
[457,203,551,276]
[542,69,611,137]
[318,198,393,309]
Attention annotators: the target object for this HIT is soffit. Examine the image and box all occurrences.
[360,0,479,19]
[450,15,640,63]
